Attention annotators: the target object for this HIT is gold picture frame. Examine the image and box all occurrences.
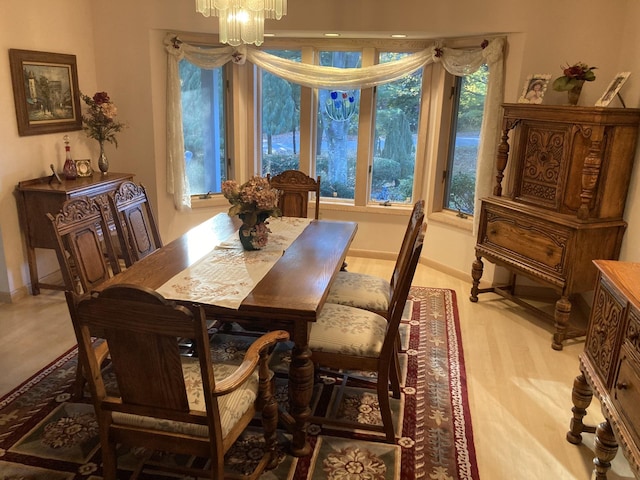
[9,49,82,136]
[74,159,93,177]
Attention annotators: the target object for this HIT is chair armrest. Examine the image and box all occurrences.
[214,330,289,395]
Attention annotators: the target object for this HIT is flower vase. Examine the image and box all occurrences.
[238,213,270,250]
[567,80,585,106]
[97,141,109,174]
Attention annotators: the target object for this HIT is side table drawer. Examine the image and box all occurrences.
[477,201,570,281]
[613,342,640,446]
[625,306,640,352]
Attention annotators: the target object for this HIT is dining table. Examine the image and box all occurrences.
[95,212,358,456]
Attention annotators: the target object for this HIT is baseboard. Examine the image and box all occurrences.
[0,285,30,304]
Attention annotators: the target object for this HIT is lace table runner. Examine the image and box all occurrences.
[157,217,312,309]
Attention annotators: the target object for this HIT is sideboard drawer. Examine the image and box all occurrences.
[626,306,640,352]
[613,342,640,445]
[477,201,571,282]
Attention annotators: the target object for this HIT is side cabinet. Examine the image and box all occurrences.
[470,104,640,350]
[16,172,134,294]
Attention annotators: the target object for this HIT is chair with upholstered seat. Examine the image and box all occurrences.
[108,181,163,267]
[267,170,321,219]
[309,223,425,443]
[326,199,425,394]
[66,284,289,480]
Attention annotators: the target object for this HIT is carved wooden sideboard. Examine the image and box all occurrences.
[470,104,640,350]
[567,260,640,479]
[16,172,134,294]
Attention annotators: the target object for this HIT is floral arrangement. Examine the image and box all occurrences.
[552,62,597,91]
[222,176,281,227]
[80,91,126,146]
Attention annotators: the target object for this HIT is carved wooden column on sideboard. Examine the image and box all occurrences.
[16,172,134,295]
[566,260,640,479]
[470,104,640,350]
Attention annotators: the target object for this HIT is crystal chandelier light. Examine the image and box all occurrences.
[195,0,287,46]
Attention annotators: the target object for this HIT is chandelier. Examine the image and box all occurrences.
[195,0,287,47]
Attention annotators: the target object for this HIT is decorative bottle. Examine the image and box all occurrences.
[62,135,77,180]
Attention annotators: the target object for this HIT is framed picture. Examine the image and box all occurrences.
[595,72,631,107]
[9,49,82,136]
[518,74,551,104]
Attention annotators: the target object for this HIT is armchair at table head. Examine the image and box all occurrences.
[65,283,289,480]
[267,170,321,220]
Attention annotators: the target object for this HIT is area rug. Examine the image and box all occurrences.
[0,287,479,479]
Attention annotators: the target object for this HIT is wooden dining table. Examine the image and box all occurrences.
[96,213,358,456]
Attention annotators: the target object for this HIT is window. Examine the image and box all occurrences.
[257,47,424,205]
[260,49,301,176]
[443,65,488,216]
[179,60,228,195]
[371,52,422,204]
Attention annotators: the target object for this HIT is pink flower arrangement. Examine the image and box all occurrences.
[81,91,126,146]
[552,62,597,92]
[222,176,281,227]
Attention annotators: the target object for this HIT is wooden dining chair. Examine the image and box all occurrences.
[47,196,122,295]
[108,181,163,267]
[66,284,289,480]
[308,223,425,443]
[326,199,425,394]
[48,196,121,399]
[267,170,321,219]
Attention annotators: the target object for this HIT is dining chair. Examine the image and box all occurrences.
[108,181,163,267]
[308,223,425,443]
[65,284,289,480]
[47,196,122,295]
[267,170,321,220]
[48,196,121,399]
[325,199,425,394]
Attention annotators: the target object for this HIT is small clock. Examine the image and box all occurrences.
[75,159,93,177]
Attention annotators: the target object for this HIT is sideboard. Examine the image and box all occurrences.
[567,260,640,479]
[16,172,134,294]
[470,104,640,350]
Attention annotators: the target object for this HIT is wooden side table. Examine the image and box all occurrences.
[16,172,134,294]
[567,260,640,479]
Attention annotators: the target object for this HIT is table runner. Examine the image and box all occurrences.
[156,217,312,309]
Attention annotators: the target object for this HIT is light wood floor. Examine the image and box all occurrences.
[0,258,634,480]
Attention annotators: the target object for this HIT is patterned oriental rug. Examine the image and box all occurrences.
[0,287,479,480]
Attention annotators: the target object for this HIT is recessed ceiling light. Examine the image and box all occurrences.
[324,33,340,37]
[391,34,407,38]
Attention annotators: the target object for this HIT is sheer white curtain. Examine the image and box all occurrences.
[165,34,505,212]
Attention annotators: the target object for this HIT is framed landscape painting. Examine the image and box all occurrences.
[9,49,82,136]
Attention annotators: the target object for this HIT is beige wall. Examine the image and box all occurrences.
[1,0,639,300]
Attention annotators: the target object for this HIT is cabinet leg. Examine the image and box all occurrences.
[470,256,484,302]
[566,373,594,444]
[26,246,40,295]
[552,296,571,350]
[593,419,618,480]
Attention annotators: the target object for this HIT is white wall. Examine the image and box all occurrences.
[1,0,639,300]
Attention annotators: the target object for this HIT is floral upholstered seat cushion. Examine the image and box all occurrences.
[112,359,259,439]
[326,271,390,314]
[309,303,387,357]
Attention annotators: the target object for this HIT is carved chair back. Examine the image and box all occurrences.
[267,170,321,219]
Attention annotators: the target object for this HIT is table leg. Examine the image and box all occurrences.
[288,334,314,457]
[566,373,595,444]
[593,419,618,480]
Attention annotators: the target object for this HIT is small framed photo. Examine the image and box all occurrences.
[518,74,551,104]
[595,72,631,107]
[8,49,82,136]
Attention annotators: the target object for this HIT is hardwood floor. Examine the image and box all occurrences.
[0,258,634,479]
